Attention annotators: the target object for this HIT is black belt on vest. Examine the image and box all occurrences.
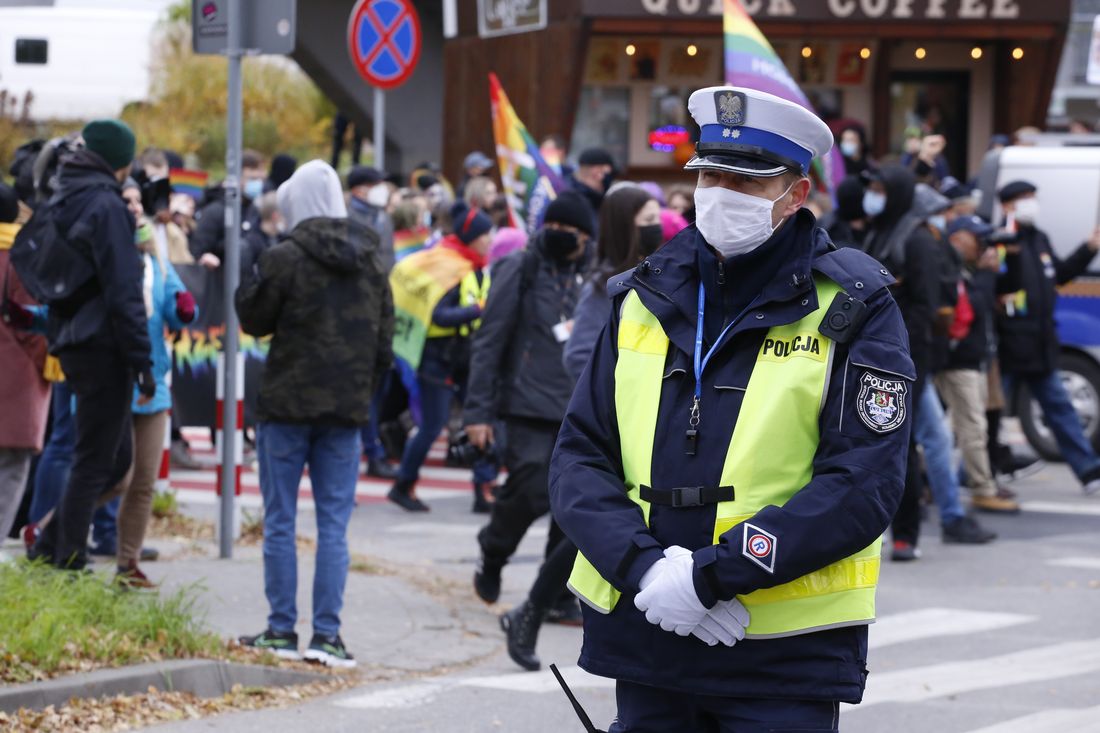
[639,485,735,508]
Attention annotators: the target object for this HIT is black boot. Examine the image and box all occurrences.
[387,479,429,512]
[474,554,503,603]
[500,601,544,672]
[471,482,494,514]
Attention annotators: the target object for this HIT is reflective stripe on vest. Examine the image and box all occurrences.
[567,276,882,639]
[426,269,491,338]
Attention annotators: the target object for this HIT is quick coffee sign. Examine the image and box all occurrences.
[588,0,1066,21]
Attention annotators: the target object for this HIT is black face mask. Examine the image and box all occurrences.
[600,171,616,193]
[544,228,579,261]
[638,223,663,256]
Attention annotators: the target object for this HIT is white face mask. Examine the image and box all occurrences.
[366,184,390,208]
[1013,198,1039,226]
[693,180,795,258]
[840,140,860,158]
[928,215,946,233]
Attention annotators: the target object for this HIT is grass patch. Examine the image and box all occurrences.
[151,489,179,519]
[0,561,222,683]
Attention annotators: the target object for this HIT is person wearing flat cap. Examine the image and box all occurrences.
[994,181,1100,495]
[569,148,618,235]
[549,86,915,731]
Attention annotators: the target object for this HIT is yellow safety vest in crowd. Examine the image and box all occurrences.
[426,269,491,339]
[568,276,882,639]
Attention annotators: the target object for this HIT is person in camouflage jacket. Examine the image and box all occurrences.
[235,160,393,668]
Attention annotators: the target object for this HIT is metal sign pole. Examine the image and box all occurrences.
[220,0,244,559]
[374,86,385,170]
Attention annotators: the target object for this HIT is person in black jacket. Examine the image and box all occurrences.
[189,149,265,269]
[935,216,1021,513]
[859,166,940,560]
[463,192,593,623]
[569,149,617,235]
[28,120,155,570]
[995,181,1100,494]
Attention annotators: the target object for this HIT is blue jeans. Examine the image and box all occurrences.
[360,371,392,462]
[396,376,496,485]
[913,384,966,525]
[257,423,360,638]
[91,498,119,550]
[29,382,75,524]
[1006,370,1100,481]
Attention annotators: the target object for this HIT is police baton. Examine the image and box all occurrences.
[549,664,607,733]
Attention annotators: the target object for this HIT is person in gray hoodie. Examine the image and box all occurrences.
[235,160,394,669]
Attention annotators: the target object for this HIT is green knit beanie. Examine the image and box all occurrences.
[82,119,136,171]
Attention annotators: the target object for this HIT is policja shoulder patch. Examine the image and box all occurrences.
[856,371,907,433]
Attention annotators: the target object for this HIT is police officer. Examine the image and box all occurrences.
[995,181,1100,494]
[548,87,915,731]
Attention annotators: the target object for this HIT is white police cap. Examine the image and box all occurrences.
[685,86,834,178]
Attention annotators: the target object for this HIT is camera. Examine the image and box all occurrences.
[447,429,497,467]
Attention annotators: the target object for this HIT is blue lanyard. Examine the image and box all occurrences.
[691,282,759,435]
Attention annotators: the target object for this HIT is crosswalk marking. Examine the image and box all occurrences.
[849,639,1100,710]
[1020,500,1100,517]
[963,705,1100,732]
[334,666,612,711]
[334,682,444,710]
[1045,556,1100,570]
[458,666,614,693]
[869,608,1034,650]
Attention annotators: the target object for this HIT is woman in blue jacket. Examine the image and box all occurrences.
[110,186,197,585]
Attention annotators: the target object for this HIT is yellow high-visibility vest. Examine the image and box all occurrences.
[426,269,491,339]
[567,276,882,639]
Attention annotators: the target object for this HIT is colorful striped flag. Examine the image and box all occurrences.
[169,168,209,201]
[393,226,432,263]
[489,72,565,235]
[723,0,845,194]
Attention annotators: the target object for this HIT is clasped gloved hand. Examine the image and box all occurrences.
[634,545,750,647]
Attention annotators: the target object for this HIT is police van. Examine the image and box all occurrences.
[976,139,1100,460]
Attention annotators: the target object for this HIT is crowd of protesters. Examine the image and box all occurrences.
[2,113,1099,673]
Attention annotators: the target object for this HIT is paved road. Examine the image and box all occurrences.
[150,429,1100,733]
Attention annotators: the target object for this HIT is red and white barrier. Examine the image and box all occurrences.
[215,352,244,541]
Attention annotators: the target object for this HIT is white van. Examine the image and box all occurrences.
[976,141,1100,460]
[0,0,173,120]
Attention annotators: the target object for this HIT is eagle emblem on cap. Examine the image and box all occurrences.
[716,91,746,126]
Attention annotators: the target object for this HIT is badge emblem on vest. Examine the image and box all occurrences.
[742,523,777,573]
[856,371,907,433]
[715,91,746,127]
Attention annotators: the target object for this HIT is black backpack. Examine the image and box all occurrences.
[9,196,100,315]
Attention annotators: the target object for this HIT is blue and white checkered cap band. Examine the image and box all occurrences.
[697,124,813,173]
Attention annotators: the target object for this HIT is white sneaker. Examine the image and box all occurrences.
[1084,478,1100,496]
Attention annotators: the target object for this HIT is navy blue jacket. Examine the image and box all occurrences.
[47,150,150,370]
[549,210,915,703]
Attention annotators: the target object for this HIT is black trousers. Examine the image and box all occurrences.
[609,680,839,733]
[890,370,926,547]
[478,417,561,567]
[34,347,134,568]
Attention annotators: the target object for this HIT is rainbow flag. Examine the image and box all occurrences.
[723,0,845,194]
[169,168,209,201]
[394,226,431,263]
[489,72,565,234]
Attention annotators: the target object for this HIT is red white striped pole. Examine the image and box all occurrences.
[215,352,243,546]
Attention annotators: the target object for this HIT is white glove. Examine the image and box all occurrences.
[635,546,751,647]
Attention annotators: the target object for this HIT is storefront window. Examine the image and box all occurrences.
[889,71,970,179]
[570,86,630,170]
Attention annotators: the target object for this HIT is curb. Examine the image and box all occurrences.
[0,660,327,713]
